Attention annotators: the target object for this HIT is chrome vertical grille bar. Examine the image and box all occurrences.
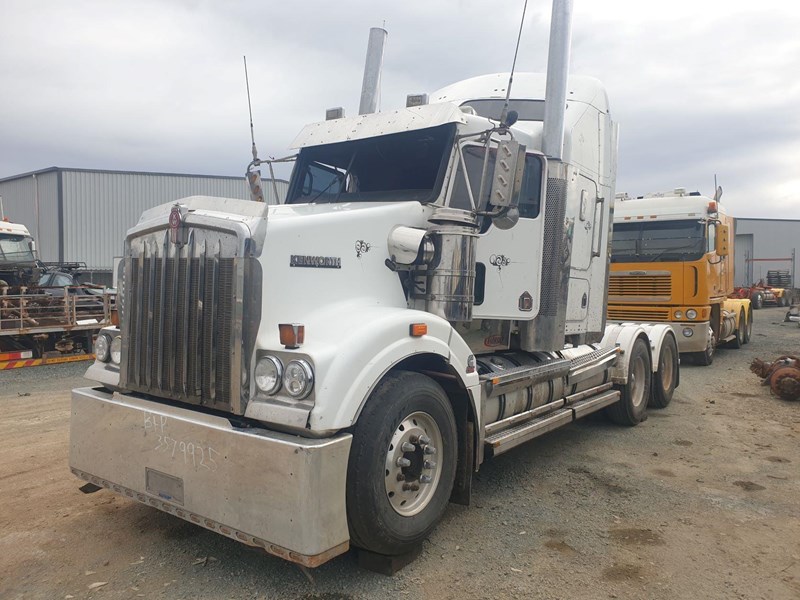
[205,241,220,402]
[133,247,145,387]
[145,240,156,390]
[166,235,180,393]
[194,241,206,399]
[180,232,194,398]
[157,231,169,389]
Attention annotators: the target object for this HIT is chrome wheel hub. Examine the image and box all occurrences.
[384,411,443,517]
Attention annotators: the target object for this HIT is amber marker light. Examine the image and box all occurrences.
[279,323,305,349]
[409,323,428,337]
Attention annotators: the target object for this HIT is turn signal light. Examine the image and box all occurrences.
[410,323,428,337]
[279,323,305,349]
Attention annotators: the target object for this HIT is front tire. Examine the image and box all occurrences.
[608,336,651,425]
[346,371,457,556]
[650,334,677,409]
[691,329,715,366]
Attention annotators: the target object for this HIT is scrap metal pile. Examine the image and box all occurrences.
[750,355,800,401]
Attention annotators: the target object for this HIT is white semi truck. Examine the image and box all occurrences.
[70,2,677,568]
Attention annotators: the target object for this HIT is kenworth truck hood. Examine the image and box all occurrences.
[251,200,469,432]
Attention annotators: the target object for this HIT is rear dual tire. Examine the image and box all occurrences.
[608,337,652,425]
[650,334,677,409]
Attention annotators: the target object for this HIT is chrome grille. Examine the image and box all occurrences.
[607,306,671,322]
[608,273,672,300]
[121,228,255,414]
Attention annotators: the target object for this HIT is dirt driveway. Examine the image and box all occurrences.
[1,306,799,599]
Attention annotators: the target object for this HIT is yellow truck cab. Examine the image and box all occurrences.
[607,189,752,366]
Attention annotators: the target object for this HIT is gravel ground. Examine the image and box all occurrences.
[1,306,799,599]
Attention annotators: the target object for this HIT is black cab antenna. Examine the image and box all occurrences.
[499,0,529,127]
[244,55,265,202]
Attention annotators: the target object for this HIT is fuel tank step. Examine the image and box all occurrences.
[483,386,620,458]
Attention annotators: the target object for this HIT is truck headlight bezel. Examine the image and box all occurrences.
[94,334,111,362]
[674,310,683,320]
[686,309,698,320]
[283,359,314,399]
[255,355,283,395]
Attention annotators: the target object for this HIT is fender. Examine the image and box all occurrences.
[723,298,751,327]
[292,305,479,431]
[602,323,651,384]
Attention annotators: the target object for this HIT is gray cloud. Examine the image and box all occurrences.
[1,0,798,217]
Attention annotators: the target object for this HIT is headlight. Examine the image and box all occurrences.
[283,359,314,399]
[94,334,111,362]
[255,356,283,395]
[682,328,693,337]
[110,336,122,364]
[674,310,683,320]
[686,309,697,320]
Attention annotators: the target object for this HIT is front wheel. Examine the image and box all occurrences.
[608,336,652,425]
[691,329,715,366]
[346,371,457,556]
[752,292,764,310]
[650,334,678,409]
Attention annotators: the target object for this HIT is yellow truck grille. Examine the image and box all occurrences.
[608,274,672,299]
[607,306,671,322]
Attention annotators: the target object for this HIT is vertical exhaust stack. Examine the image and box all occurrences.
[542,0,574,160]
[359,27,388,115]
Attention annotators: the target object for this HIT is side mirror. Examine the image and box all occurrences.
[715,223,729,257]
[489,140,526,208]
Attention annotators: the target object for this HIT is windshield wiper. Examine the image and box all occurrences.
[644,241,704,262]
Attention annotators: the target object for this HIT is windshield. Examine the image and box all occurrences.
[611,220,705,263]
[286,124,455,204]
[0,234,35,264]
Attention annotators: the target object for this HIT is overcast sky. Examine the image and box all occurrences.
[2,0,799,217]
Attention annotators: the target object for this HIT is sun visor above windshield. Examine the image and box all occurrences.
[290,103,468,149]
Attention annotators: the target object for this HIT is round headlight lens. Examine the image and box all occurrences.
[94,334,111,362]
[110,336,122,364]
[686,309,698,320]
[674,310,683,320]
[283,359,314,399]
[255,356,283,395]
[682,327,694,337]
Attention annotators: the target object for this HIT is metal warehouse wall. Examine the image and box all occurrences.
[1,168,288,271]
[0,171,60,262]
[734,218,799,287]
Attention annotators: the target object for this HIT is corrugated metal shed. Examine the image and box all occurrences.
[0,167,288,271]
[734,218,799,287]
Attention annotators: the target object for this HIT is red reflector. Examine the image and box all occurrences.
[0,350,33,361]
[279,323,305,348]
[410,323,428,337]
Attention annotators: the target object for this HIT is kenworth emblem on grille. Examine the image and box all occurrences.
[169,203,188,247]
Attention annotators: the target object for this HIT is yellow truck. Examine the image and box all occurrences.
[607,189,751,366]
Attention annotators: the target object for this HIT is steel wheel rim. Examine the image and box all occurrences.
[630,353,647,408]
[660,343,675,390]
[384,411,444,517]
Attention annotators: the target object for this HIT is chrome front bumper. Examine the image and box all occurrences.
[70,387,352,567]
